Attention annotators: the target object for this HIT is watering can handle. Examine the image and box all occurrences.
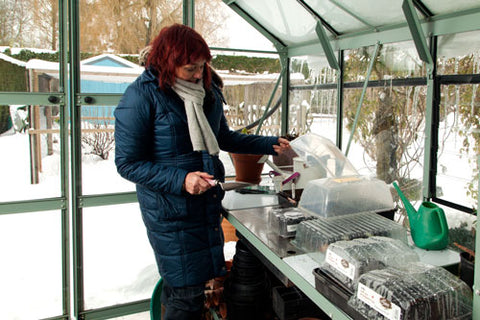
[436,207,449,234]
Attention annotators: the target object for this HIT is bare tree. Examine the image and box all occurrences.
[81,122,115,160]
[78,0,228,54]
[2,0,229,53]
[32,0,58,50]
[0,0,33,47]
[344,46,426,196]
[194,0,228,47]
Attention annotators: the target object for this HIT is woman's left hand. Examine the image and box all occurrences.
[273,137,291,155]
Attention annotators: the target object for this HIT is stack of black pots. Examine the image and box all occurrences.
[224,239,271,320]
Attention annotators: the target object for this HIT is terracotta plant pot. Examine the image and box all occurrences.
[230,153,264,184]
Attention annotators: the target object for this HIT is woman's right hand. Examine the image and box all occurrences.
[183,171,214,195]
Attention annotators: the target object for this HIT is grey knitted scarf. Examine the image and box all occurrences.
[172,79,220,156]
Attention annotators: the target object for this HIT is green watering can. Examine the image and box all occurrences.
[393,182,449,250]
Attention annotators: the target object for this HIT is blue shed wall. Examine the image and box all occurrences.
[80,80,131,124]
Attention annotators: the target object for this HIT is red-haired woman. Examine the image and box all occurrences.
[114,24,290,319]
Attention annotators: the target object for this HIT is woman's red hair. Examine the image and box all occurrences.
[146,24,212,90]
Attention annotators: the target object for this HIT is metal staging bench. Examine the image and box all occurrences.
[221,189,463,320]
[222,190,352,319]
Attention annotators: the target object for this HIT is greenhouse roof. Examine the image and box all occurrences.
[224,0,480,65]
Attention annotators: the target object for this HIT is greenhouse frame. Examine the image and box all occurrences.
[0,0,479,319]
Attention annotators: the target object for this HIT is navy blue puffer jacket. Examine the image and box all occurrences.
[114,68,278,287]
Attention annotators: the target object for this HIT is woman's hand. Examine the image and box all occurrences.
[273,137,291,155]
[183,171,214,195]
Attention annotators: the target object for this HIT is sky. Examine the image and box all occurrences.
[225,11,275,51]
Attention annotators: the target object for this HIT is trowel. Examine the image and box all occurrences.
[392,182,449,250]
[207,179,253,191]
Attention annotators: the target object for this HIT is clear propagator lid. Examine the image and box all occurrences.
[298,176,395,218]
[290,133,358,178]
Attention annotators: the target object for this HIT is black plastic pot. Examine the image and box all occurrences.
[230,266,266,284]
[224,275,271,320]
[459,251,475,288]
[224,239,272,319]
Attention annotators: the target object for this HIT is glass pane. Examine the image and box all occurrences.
[342,84,427,203]
[79,0,182,91]
[340,44,429,217]
[330,0,405,27]
[198,0,274,50]
[79,0,182,55]
[436,84,479,209]
[423,0,480,16]
[222,75,282,136]
[292,55,337,85]
[304,0,373,33]
[235,0,318,46]
[0,104,62,202]
[437,30,480,75]
[344,43,426,82]
[79,54,143,93]
[83,204,158,309]
[0,53,28,93]
[378,42,427,78]
[443,204,477,254]
[0,210,63,319]
[81,106,135,194]
[195,0,228,48]
[290,55,338,142]
[212,50,281,177]
[0,0,59,93]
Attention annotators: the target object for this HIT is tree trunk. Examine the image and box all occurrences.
[374,89,397,183]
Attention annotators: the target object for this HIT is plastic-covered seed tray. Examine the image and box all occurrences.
[348,262,473,320]
[268,207,315,238]
[318,236,419,290]
[291,212,407,253]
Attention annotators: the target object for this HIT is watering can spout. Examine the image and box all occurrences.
[392,181,449,250]
[392,182,417,217]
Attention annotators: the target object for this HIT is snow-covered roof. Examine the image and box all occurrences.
[25,56,143,76]
[18,53,304,86]
[81,54,140,69]
[25,59,58,71]
[80,63,143,75]
[0,53,26,67]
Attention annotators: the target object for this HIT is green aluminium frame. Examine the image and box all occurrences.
[0,0,479,319]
